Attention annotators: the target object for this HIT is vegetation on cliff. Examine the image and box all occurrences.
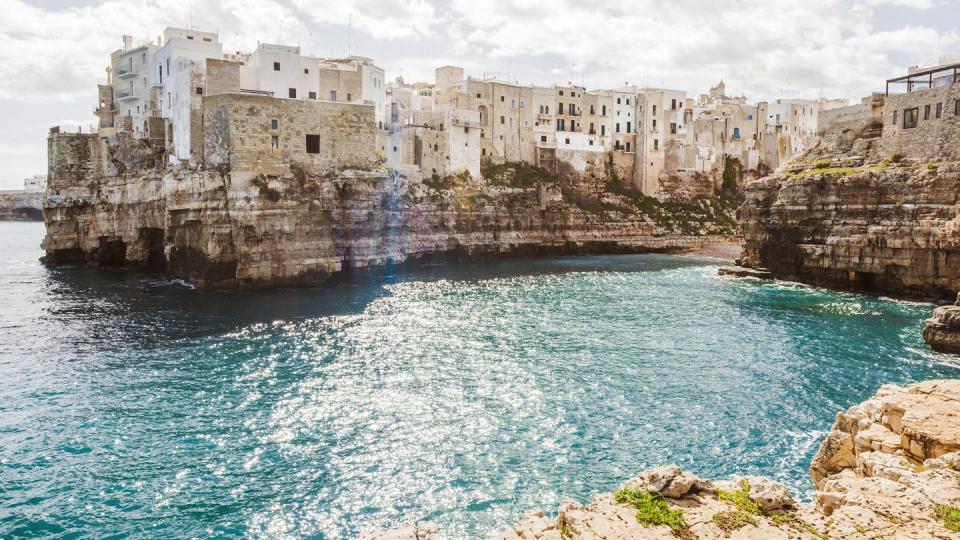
[612,487,689,536]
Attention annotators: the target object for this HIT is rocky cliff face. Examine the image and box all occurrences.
[362,380,960,539]
[40,164,738,286]
[0,191,42,221]
[739,160,960,300]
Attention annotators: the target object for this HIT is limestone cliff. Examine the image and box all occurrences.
[739,160,960,300]
[40,164,739,286]
[0,191,42,221]
[362,380,960,539]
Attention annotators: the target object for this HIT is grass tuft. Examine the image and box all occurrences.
[712,510,756,535]
[715,479,762,515]
[613,487,689,536]
[936,505,960,532]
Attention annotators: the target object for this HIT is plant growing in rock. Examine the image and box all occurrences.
[715,479,762,515]
[936,504,960,532]
[612,487,689,537]
[711,509,757,535]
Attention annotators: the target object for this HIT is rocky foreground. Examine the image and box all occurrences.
[362,380,960,539]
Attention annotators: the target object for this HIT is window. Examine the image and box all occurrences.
[924,104,931,120]
[158,65,162,84]
[626,121,631,133]
[570,120,575,131]
[892,111,898,125]
[289,88,297,98]
[557,119,565,131]
[625,142,631,152]
[670,122,676,134]
[600,125,606,136]
[540,135,547,142]
[559,90,564,96]
[511,98,515,108]
[936,103,943,118]
[590,105,595,114]
[671,99,677,110]
[568,103,575,116]
[203,37,212,42]
[305,134,320,154]
[476,93,481,98]
[652,105,657,115]
[274,62,281,71]
[166,58,170,76]
[500,115,505,124]
[565,138,570,144]
[329,90,337,101]
[617,97,622,104]
[558,102,564,114]
[271,119,278,129]
[616,123,620,133]
[653,139,659,150]
[733,127,740,139]
[748,114,753,120]
[346,93,352,101]
[500,96,504,102]
[271,135,279,150]
[187,35,194,40]
[304,68,309,74]
[956,100,960,115]
[195,87,203,95]
[903,108,918,129]
[167,92,171,107]
[653,119,657,129]
[601,105,607,115]
[434,144,439,151]
[305,91,314,100]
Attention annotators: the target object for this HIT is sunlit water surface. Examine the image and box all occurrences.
[2,221,959,539]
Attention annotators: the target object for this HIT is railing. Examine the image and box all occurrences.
[451,119,481,129]
[115,66,136,78]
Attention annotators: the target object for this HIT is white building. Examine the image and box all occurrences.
[23,175,47,192]
[111,35,158,138]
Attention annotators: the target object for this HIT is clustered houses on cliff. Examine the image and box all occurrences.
[384,69,850,197]
[41,27,857,286]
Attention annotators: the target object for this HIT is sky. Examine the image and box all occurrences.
[0,0,957,189]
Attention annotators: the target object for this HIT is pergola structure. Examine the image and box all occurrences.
[886,63,960,95]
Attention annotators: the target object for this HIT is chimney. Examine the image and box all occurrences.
[122,35,133,50]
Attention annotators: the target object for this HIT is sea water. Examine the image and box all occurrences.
[2,221,958,539]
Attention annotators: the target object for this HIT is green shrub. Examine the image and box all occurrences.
[715,479,762,515]
[613,488,688,536]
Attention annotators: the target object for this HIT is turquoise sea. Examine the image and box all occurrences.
[1,221,959,539]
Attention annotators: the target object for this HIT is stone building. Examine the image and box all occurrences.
[881,61,960,161]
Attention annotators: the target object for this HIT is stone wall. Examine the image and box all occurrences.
[47,131,105,185]
[202,93,377,176]
[881,84,960,161]
[205,59,241,95]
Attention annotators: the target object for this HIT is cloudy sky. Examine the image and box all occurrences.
[0,0,957,188]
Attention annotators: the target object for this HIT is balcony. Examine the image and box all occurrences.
[116,66,137,79]
[537,113,553,120]
[451,119,481,129]
[116,91,139,102]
